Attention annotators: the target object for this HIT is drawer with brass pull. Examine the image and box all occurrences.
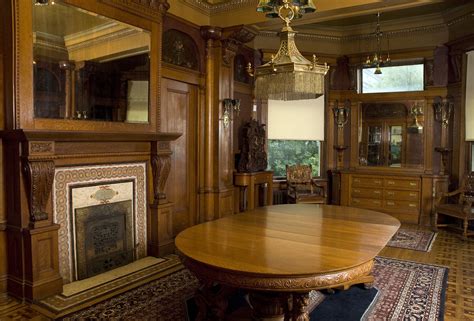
[383,178,420,190]
[351,198,382,208]
[352,176,383,187]
[351,187,383,199]
[384,199,419,212]
[384,190,420,201]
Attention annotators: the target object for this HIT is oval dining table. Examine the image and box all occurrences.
[175,204,400,321]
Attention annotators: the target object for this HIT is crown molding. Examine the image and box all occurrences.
[257,11,474,42]
[178,0,255,15]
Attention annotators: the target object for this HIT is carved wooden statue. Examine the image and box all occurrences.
[237,119,267,172]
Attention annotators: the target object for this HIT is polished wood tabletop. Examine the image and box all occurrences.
[175,204,400,277]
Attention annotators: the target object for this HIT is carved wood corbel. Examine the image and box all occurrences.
[23,160,55,222]
[151,141,172,205]
[221,38,240,66]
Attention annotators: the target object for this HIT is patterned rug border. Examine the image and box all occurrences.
[387,228,438,252]
[33,255,183,318]
[368,256,449,321]
[59,256,449,321]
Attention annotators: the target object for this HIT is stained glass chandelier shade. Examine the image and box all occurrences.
[249,0,329,101]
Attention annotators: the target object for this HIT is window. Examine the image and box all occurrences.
[267,98,325,178]
[268,140,320,177]
[361,64,424,93]
[471,143,474,173]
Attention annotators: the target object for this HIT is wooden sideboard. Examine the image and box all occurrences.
[338,171,449,224]
[234,171,273,212]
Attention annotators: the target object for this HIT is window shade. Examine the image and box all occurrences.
[267,96,325,141]
[466,51,474,141]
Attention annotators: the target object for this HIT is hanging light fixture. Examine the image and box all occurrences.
[248,0,329,101]
[364,12,390,74]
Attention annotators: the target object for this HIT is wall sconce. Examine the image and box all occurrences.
[221,98,240,128]
[407,102,424,134]
[433,98,453,128]
[332,99,350,128]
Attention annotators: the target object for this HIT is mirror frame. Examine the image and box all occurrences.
[358,100,425,169]
[349,94,433,172]
[11,0,163,133]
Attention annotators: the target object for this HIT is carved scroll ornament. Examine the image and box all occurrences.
[151,154,171,204]
[182,256,374,291]
[23,160,55,222]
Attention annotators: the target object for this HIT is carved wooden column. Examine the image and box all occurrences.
[3,133,63,300]
[199,26,246,222]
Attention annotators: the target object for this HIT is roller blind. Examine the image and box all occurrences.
[466,51,474,141]
[267,96,325,141]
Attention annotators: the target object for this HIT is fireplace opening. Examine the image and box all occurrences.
[73,200,135,280]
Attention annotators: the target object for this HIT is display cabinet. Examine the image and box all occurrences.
[328,89,452,225]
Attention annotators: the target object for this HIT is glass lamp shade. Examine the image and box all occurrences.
[259,0,316,18]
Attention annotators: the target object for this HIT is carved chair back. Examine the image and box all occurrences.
[286,164,313,184]
[433,172,474,239]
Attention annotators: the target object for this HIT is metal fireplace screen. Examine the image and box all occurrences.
[74,200,134,280]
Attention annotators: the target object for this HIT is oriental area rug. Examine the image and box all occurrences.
[387,228,437,252]
[57,256,448,321]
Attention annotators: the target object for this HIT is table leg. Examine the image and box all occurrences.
[292,293,310,321]
[194,282,235,321]
[248,291,289,321]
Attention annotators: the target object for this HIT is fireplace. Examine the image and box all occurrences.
[73,200,134,280]
[54,163,147,283]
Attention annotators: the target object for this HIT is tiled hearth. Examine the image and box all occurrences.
[53,163,147,283]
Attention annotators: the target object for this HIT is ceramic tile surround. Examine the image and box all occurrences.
[53,163,147,283]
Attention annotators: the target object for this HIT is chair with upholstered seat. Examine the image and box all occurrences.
[433,173,474,239]
[286,164,326,204]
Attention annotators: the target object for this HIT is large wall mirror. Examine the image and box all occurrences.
[358,101,425,168]
[33,2,150,123]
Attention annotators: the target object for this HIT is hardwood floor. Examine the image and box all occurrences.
[380,224,474,320]
[0,225,472,320]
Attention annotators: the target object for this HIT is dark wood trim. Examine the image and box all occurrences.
[0,130,181,142]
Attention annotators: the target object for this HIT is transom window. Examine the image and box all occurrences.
[360,63,424,94]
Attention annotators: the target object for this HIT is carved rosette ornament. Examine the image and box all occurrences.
[23,160,55,222]
[151,154,171,204]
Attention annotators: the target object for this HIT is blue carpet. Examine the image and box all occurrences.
[186,285,378,320]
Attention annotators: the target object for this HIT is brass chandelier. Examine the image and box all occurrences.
[364,12,390,74]
[248,0,329,101]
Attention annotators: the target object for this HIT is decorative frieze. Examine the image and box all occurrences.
[29,141,54,155]
[99,0,169,21]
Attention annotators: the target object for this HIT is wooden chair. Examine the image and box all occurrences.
[433,173,474,239]
[286,164,326,204]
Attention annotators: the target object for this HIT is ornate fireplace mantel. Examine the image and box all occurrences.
[1,129,180,299]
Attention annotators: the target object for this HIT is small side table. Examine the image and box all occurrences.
[234,171,273,212]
